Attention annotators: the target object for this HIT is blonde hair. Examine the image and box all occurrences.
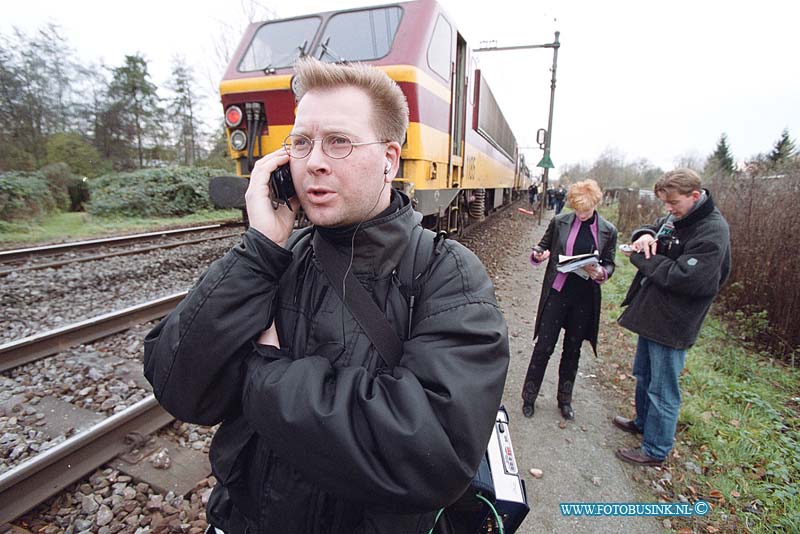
[654,168,702,196]
[567,179,603,211]
[293,57,409,144]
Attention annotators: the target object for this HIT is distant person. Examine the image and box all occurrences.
[522,179,618,420]
[547,187,555,210]
[144,57,509,533]
[614,168,730,466]
[528,183,538,207]
[554,185,567,214]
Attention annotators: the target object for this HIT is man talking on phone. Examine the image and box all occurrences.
[144,57,509,533]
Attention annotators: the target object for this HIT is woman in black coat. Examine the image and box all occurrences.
[522,179,617,419]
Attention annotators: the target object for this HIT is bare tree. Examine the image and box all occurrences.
[673,151,707,173]
[0,24,80,167]
[204,0,278,94]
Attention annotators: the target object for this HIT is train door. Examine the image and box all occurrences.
[448,34,467,188]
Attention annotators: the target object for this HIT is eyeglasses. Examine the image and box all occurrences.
[283,133,388,159]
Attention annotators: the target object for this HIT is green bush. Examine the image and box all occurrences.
[0,171,56,222]
[45,132,109,178]
[38,162,91,212]
[39,162,76,211]
[87,166,228,218]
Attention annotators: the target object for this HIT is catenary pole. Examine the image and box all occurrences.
[474,31,560,225]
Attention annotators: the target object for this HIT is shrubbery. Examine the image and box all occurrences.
[87,166,228,217]
[709,162,800,362]
[45,132,109,179]
[613,189,662,237]
[1,165,230,224]
[0,171,56,221]
[39,162,90,212]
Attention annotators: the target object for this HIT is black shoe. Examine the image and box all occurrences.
[559,403,574,420]
[522,402,535,418]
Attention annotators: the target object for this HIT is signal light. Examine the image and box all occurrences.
[230,130,247,151]
[225,105,243,127]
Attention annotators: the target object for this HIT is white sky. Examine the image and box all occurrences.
[4,0,800,176]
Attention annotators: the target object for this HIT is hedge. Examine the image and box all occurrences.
[0,171,56,221]
[87,166,229,217]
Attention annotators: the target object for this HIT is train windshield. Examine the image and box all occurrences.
[238,17,322,72]
[313,7,402,62]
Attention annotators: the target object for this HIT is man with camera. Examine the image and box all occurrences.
[613,168,730,466]
[144,57,509,533]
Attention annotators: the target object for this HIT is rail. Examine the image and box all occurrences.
[0,292,186,372]
[0,395,174,524]
[0,222,241,263]
[0,231,241,276]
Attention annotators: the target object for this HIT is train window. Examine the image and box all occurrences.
[468,57,478,105]
[314,7,402,62]
[238,17,322,72]
[427,15,452,81]
[477,74,516,159]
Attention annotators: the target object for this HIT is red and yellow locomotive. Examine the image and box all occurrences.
[216,0,531,233]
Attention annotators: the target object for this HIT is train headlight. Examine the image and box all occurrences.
[225,105,243,128]
[230,130,247,151]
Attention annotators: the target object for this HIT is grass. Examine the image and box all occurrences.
[599,259,800,533]
[0,209,242,247]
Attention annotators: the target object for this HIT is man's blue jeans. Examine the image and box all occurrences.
[632,336,687,460]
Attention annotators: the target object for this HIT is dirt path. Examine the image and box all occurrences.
[470,207,666,534]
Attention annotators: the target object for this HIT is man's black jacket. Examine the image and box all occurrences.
[618,190,731,349]
[143,192,509,533]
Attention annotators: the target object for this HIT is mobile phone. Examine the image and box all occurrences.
[619,244,633,253]
[268,163,296,210]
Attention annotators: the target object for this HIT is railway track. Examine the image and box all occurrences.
[0,293,185,373]
[0,222,241,262]
[0,295,190,523]
[0,396,174,525]
[0,222,242,276]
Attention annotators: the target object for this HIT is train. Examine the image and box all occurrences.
[213,0,534,234]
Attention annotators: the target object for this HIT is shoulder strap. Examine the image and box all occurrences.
[313,232,404,368]
[397,226,441,339]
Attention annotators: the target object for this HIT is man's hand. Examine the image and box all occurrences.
[245,149,299,247]
[632,234,658,259]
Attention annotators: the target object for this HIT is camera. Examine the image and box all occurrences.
[656,234,682,260]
